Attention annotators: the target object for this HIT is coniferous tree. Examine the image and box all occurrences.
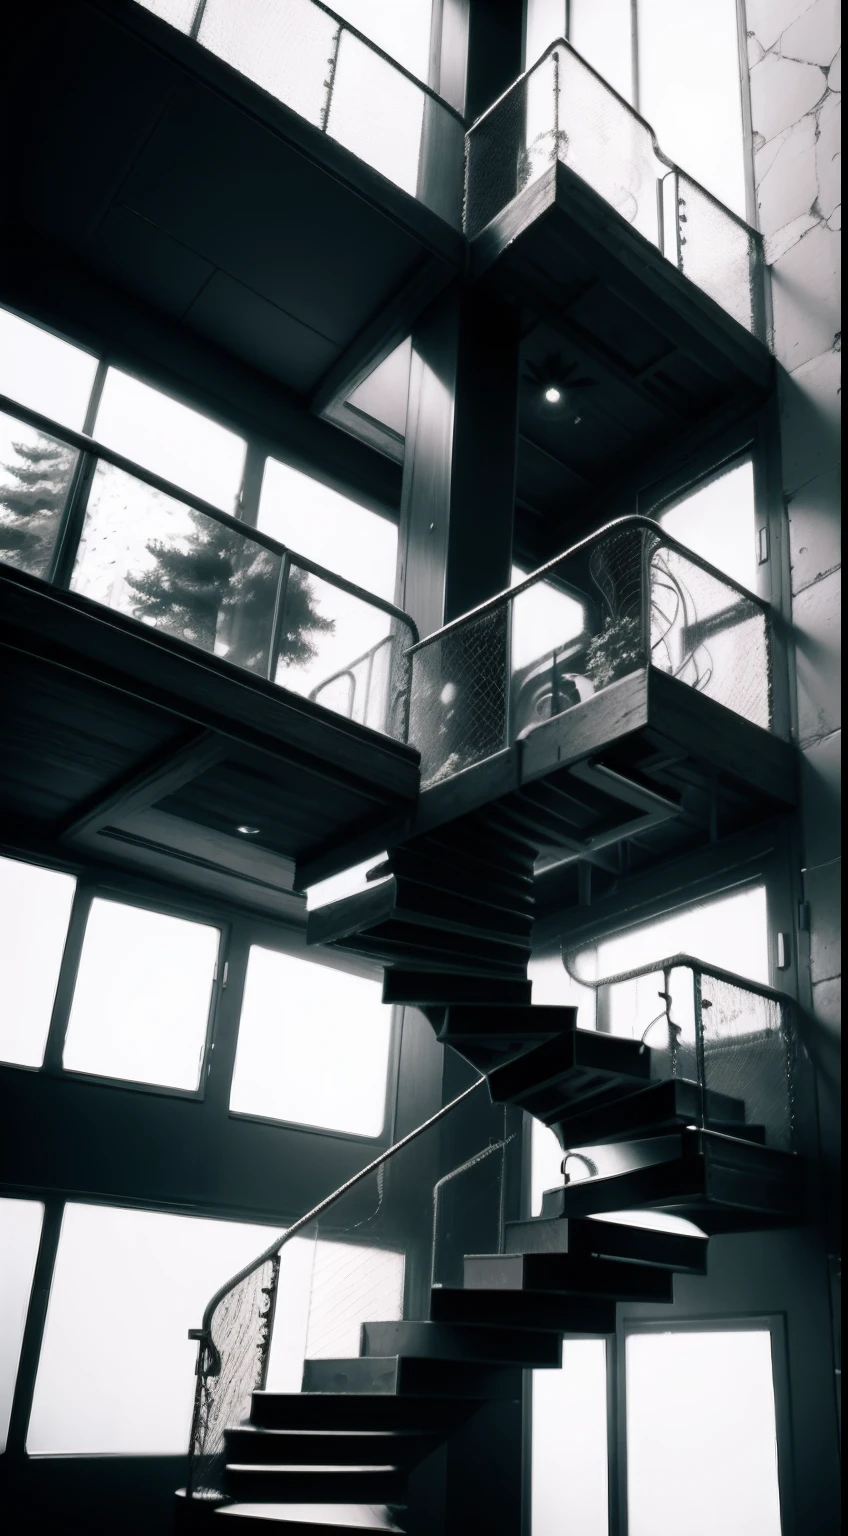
[0,430,77,577]
[125,508,334,677]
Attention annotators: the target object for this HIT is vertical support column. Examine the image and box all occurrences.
[397,284,521,637]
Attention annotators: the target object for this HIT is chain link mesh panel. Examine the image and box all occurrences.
[409,604,510,787]
[699,976,796,1152]
[650,545,771,729]
[677,173,766,339]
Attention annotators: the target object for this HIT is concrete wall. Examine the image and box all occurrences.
[746,0,841,1248]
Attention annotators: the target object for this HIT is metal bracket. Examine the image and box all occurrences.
[534,759,681,876]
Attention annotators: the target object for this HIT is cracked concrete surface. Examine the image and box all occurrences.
[747,0,841,1053]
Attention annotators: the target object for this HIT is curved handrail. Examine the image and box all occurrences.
[405,514,768,656]
[190,1076,486,1350]
[561,949,797,1009]
[467,36,762,248]
[0,390,419,643]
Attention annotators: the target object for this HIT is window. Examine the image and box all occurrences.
[0,306,98,433]
[230,947,393,1137]
[532,1339,609,1536]
[0,1199,44,1453]
[0,415,82,580]
[258,458,397,602]
[655,457,758,594]
[571,0,633,102]
[27,1203,404,1454]
[626,1328,782,1535]
[0,856,76,1069]
[62,899,220,1091]
[93,369,246,515]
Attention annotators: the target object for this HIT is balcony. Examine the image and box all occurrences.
[2,0,465,420]
[465,41,773,520]
[0,395,419,913]
[392,515,795,919]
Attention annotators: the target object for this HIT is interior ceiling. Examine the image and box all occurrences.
[2,2,431,400]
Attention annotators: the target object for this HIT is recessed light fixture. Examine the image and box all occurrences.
[236,824,261,836]
[544,386,562,404]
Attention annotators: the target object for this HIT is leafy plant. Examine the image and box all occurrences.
[584,614,645,689]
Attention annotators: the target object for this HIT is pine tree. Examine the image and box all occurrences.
[0,430,77,578]
[125,509,334,676]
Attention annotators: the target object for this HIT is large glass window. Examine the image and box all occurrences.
[654,457,758,595]
[626,1328,782,1535]
[0,307,99,433]
[0,856,76,1069]
[532,1339,609,1536]
[230,946,393,1137]
[258,458,397,602]
[0,1199,44,1453]
[62,899,220,1091]
[93,369,247,516]
[0,415,81,580]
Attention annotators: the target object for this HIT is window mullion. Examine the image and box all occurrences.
[3,1199,65,1461]
[40,886,93,1075]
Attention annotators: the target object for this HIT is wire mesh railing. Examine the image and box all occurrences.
[406,516,772,788]
[185,1076,492,1502]
[134,0,465,226]
[464,39,766,340]
[0,394,417,741]
[560,952,800,1154]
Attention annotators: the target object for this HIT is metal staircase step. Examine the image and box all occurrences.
[216,1506,405,1533]
[543,1077,749,1146]
[429,1286,616,1333]
[302,1357,523,1401]
[251,1392,482,1434]
[223,1466,408,1504]
[462,1252,674,1302]
[360,1320,562,1368]
[333,922,530,977]
[438,1004,575,1046]
[503,1213,709,1272]
[382,970,532,1008]
[225,1426,438,1469]
[487,1029,652,1109]
[390,844,536,918]
[539,1129,805,1234]
[307,878,533,949]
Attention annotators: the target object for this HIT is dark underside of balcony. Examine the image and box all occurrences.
[0,568,420,917]
[475,162,774,546]
[1,0,463,441]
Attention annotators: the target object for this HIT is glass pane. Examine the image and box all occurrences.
[93,369,246,515]
[230,946,392,1136]
[512,565,589,738]
[0,1199,44,1453]
[304,1240,405,1361]
[658,459,757,594]
[0,855,76,1069]
[638,0,747,217]
[626,1330,782,1536]
[276,564,403,734]
[525,0,567,67]
[331,0,434,81]
[571,0,633,102]
[0,307,98,432]
[346,336,412,439]
[27,1203,274,1454]
[135,0,198,29]
[70,461,280,674]
[0,414,80,579]
[532,1340,609,1536]
[328,29,425,198]
[198,0,337,129]
[259,457,398,602]
[62,899,220,1090]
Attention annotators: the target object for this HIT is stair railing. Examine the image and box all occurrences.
[405,514,773,787]
[184,1075,487,1501]
[561,951,803,1153]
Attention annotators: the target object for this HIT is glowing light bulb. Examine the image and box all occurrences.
[544,386,562,404]
[236,825,261,836]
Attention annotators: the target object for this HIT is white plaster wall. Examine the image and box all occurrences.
[746,0,840,1234]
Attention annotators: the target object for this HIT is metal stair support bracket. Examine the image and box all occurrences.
[533,759,681,876]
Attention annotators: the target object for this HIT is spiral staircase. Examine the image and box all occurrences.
[175,813,804,1533]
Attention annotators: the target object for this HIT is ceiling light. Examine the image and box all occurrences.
[544,386,562,404]
[236,824,261,836]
